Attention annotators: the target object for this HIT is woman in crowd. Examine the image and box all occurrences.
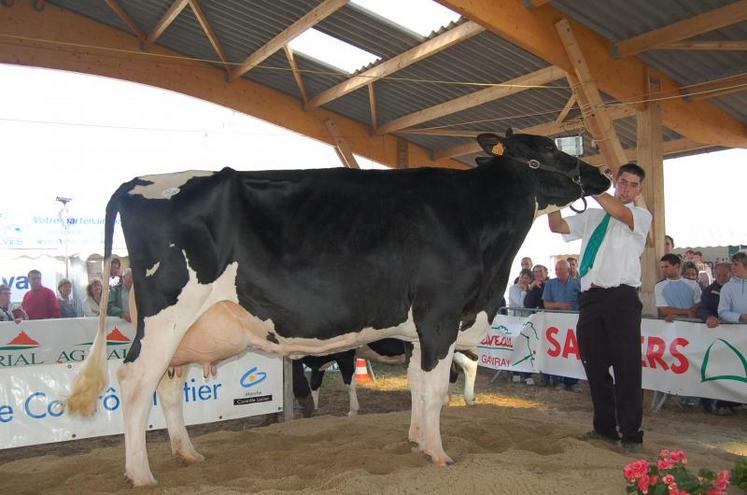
[83,278,103,317]
[58,278,84,318]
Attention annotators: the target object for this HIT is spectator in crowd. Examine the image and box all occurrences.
[513,256,534,284]
[696,262,739,415]
[548,162,651,452]
[654,254,701,323]
[664,235,674,255]
[0,284,28,323]
[567,256,579,279]
[108,269,132,322]
[509,268,534,385]
[691,250,713,288]
[22,269,60,320]
[718,252,747,324]
[509,268,532,316]
[57,278,84,318]
[655,254,701,322]
[84,278,104,317]
[109,258,123,288]
[682,261,699,281]
[523,265,548,310]
[541,259,582,391]
[698,263,731,328]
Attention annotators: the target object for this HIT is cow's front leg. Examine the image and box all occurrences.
[419,343,456,466]
[407,344,424,449]
[157,368,204,465]
[339,356,359,416]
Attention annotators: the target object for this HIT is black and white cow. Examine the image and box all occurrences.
[66,130,610,486]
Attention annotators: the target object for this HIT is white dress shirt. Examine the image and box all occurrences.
[563,205,652,292]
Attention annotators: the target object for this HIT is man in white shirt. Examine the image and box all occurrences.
[548,163,651,453]
[655,254,701,322]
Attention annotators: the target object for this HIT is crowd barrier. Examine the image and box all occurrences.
[479,312,747,403]
[0,317,283,449]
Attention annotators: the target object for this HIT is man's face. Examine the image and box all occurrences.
[567,258,578,274]
[0,290,9,307]
[533,267,547,282]
[683,267,698,281]
[714,265,731,286]
[111,261,121,277]
[555,261,570,281]
[29,273,42,290]
[59,283,72,299]
[123,271,133,289]
[733,260,747,279]
[521,257,532,270]
[614,171,643,204]
[519,273,532,287]
[659,261,680,279]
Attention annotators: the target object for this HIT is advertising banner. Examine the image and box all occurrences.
[479,313,747,404]
[0,318,283,449]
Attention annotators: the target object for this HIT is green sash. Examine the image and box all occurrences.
[579,213,611,278]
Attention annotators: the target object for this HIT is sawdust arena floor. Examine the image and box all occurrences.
[1,365,744,494]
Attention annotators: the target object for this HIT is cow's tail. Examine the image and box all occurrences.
[67,197,120,417]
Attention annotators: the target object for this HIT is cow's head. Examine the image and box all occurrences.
[476,129,610,214]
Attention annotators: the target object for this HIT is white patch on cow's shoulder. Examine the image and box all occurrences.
[145,262,160,278]
[455,311,489,350]
[128,170,215,200]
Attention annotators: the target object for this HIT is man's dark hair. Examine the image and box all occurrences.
[660,253,681,266]
[665,234,674,246]
[732,252,747,264]
[618,162,646,182]
[693,250,703,257]
[682,261,697,272]
[111,258,121,268]
[27,269,41,277]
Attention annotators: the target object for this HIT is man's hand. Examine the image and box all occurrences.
[664,314,675,323]
[705,316,720,328]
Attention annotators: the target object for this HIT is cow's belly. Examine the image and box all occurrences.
[169,300,419,367]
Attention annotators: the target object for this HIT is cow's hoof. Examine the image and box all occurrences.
[426,452,455,466]
[175,451,205,466]
[347,409,358,417]
[124,472,158,488]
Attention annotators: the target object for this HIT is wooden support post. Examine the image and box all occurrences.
[325,119,360,169]
[637,68,665,317]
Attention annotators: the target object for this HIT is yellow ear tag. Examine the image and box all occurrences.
[491,142,505,156]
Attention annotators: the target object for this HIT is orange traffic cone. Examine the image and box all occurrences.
[354,358,374,383]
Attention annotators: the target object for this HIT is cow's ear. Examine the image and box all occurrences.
[477,133,507,156]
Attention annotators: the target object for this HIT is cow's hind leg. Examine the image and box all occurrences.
[409,343,456,466]
[157,367,205,465]
[407,345,425,449]
[117,359,169,487]
[338,353,358,416]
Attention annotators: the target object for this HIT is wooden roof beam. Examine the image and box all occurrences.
[557,19,627,170]
[659,40,747,51]
[429,103,635,159]
[0,2,467,172]
[283,45,310,105]
[611,0,747,58]
[146,0,189,45]
[309,21,485,108]
[376,65,565,135]
[438,0,747,148]
[680,72,747,100]
[325,119,360,168]
[105,0,146,43]
[554,93,576,125]
[367,82,378,131]
[188,0,229,72]
[228,0,348,82]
